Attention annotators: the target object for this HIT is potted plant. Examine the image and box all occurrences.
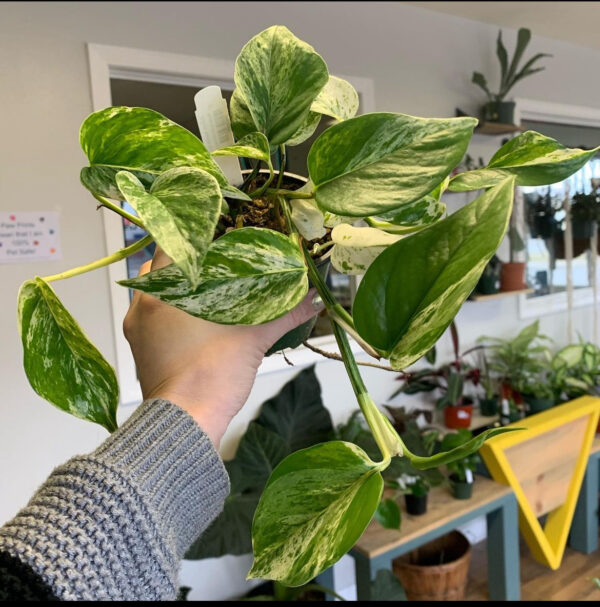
[477,351,500,416]
[472,27,551,124]
[516,377,556,415]
[398,473,431,515]
[440,429,479,499]
[500,225,527,291]
[570,191,600,240]
[525,188,562,240]
[499,397,524,425]
[15,24,597,587]
[437,370,475,429]
[474,254,502,295]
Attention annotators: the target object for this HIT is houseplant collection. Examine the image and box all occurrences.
[16,25,599,586]
[471,27,551,124]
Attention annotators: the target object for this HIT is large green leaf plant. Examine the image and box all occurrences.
[17,25,599,587]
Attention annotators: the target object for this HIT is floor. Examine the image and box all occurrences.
[466,537,600,601]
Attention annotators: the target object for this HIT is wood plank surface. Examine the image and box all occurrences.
[353,475,512,558]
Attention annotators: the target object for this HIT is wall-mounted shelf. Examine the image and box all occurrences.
[469,288,534,302]
[474,121,524,136]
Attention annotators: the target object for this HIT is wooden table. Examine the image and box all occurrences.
[317,475,520,601]
[568,436,600,554]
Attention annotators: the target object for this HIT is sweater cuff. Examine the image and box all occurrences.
[92,398,230,557]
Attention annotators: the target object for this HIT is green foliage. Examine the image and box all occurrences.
[570,191,600,223]
[472,27,552,102]
[440,429,479,482]
[16,23,599,590]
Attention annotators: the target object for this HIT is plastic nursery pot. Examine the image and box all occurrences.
[405,493,428,516]
[235,169,332,355]
[482,100,515,124]
[475,273,499,295]
[449,474,474,500]
[500,262,526,291]
[443,403,473,429]
[392,530,472,601]
[523,393,555,415]
[479,396,499,417]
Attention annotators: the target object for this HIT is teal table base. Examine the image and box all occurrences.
[317,492,520,601]
[568,448,600,554]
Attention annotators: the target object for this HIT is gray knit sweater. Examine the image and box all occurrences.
[0,398,230,600]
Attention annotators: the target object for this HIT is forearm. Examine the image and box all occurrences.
[0,398,229,601]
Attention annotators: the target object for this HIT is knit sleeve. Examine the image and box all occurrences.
[0,398,230,601]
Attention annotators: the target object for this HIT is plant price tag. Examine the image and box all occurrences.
[0,212,61,263]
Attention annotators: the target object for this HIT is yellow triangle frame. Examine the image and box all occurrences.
[480,396,600,569]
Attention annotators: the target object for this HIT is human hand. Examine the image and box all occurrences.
[123,247,323,447]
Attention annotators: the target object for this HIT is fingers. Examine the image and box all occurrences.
[282,288,325,332]
[151,245,172,271]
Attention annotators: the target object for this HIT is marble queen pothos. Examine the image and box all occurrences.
[17,25,599,586]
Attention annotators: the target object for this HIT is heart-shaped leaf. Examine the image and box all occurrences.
[234,25,329,146]
[248,441,384,586]
[311,75,359,122]
[286,111,322,147]
[289,181,326,241]
[308,113,476,216]
[449,131,600,191]
[119,228,308,325]
[367,196,446,234]
[116,168,222,287]
[375,498,402,530]
[331,224,401,275]
[213,132,272,165]
[230,89,258,141]
[18,278,118,432]
[353,177,515,369]
[80,106,228,198]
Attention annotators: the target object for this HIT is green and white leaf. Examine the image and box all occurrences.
[18,278,118,432]
[308,113,477,216]
[331,224,401,275]
[353,177,515,370]
[212,132,272,166]
[374,498,401,530]
[367,195,446,234]
[119,228,308,325]
[248,441,384,586]
[79,106,229,198]
[286,111,322,147]
[289,181,325,241]
[449,131,600,191]
[116,168,222,288]
[323,211,355,228]
[230,89,258,141]
[234,25,329,146]
[311,75,359,122]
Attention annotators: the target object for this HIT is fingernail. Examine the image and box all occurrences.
[311,294,325,313]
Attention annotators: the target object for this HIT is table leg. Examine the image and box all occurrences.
[568,455,599,554]
[486,494,520,601]
[315,566,335,601]
[352,553,397,601]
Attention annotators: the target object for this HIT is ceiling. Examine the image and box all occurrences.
[405,2,600,51]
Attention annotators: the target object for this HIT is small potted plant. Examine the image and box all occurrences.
[570,191,600,240]
[474,254,502,295]
[500,225,527,291]
[398,473,431,515]
[441,429,479,500]
[499,397,524,425]
[516,376,556,415]
[472,27,551,124]
[477,351,499,416]
[437,370,475,429]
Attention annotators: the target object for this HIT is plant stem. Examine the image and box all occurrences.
[301,340,396,371]
[249,163,275,198]
[241,160,261,192]
[93,194,145,229]
[311,240,335,256]
[265,188,314,199]
[275,145,286,190]
[43,235,154,283]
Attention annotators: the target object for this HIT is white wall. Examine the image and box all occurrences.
[1,1,599,600]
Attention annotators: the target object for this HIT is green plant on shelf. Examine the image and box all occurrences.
[16,24,598,587]
[570,191,600,222]
[440,429,480,484]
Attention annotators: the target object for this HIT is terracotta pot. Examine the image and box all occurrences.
[393,531,472,601]
[444,404,473,429]
[500,262,526,291]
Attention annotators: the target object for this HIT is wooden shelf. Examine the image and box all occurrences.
[469,288,534,302]
[430,411,499,437]
[475,121,524,135]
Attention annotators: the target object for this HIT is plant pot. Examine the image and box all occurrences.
[444,403,473,429]
[523,394,554,415]
[553,230,589,259]
[237,169,331,355]
[449,474,473,500]
[500,262,526,291]
[482,100,515,124]
[392,531,472,601]
[475,273,499,295]
[479,396,499,417]
[571,218,594,239]
[405,493,428,516]
[531,215,559,240]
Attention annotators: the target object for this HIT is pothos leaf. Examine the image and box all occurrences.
[449,131,600,192]
[18,278,118,432]
[248,441,384,586]
[212,132,272,165]
[311,75,359,122]
[286,111,322,147]
[116,167,222,288]
[331,224,401,275]
[289,181,326,241]
[353,177,515,369]
[119,228,308,325]
[234,25,329,146]
[374,498,402,530]
[230,88,257,141]
[79,106,229,198]
[308,113,476,217]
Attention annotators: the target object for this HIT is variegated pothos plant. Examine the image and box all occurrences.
[17,25,599,586]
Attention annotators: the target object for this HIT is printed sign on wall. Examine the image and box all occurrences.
[0,212,61,263]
